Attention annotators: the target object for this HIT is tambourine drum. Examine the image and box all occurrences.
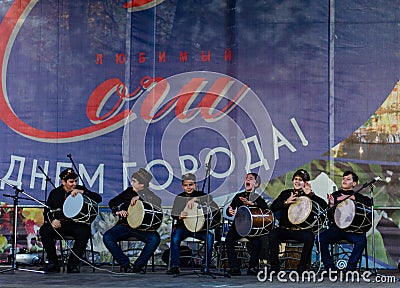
[334,199,372,233]
[235,206,274,237]
[63,193,99,224]
[127,200,163,231]
[288,196,325,233]
[183,202,221,232]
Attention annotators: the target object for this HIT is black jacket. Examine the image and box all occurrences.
[44,184,102,223]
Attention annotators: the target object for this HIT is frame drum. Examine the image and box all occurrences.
[334,198,372,233]
[63,193,99,224]
[127,200,163,231]
[288,196,325,233]
[235,206,274,237]
[183,201,221,232]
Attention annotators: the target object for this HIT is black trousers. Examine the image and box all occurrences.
[39,221,91,269]
[268,227,314,271]
[225,224,262,269]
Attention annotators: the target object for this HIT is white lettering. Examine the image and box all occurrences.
[30,159,50,190]
[241,136,270,172]
[123,162,137,190]
[290,117,309,146]
[179,155,199,175]
[1,155,25,190]
[79,164,104,194]
[205,147,235,178]
[146,159,173,190]
[273,126,296,160]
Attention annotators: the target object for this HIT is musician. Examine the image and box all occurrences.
[269,169,327,274]
[317,170,371,271]
[225,172,269,276]
[167,173,217,275]
[39,168,102,273]
[103,168,161,273]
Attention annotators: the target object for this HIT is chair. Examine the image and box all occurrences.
[112,236,155,272]
[279,240,304,270]
[330,240,369,271]
[58,234,96,272]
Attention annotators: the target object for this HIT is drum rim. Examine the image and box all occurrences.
[235,206,253,237]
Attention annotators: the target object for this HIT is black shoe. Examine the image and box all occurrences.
[228,267,241,276]
[67,266,80,273]
[42,263,60,273]
[127,264,146,274]
[247,267,258,275]
[166,266,180,275]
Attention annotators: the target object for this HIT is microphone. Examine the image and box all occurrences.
[363,176,381,188]
[67,154,72,158]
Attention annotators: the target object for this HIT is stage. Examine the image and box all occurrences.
[0,265,398,288]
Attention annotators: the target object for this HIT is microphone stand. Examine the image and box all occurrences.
[67,154,86,189]
[0,178,48,274]
[37,166,56,265]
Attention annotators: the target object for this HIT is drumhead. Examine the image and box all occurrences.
[235,206,252,237]
[127,200,145,229]
[288,196,312,225]
[334,198,355,229]
[183,202,206,232]
[63,193,84,218]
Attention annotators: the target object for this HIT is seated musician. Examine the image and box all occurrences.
[269,169,327,275]
[167,173,217,275]
[317,170,371,271]
[103,168,161,273]
[225,172,269,276]
[40,168,102,273]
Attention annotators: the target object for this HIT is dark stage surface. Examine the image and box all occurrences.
[0,265,399,288]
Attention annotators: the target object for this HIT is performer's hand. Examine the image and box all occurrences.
[130,196,140,206]
[179,211,188,219]
[286,192,298,204]
[186,198,197,209]
[239,196,254,206]
[51,219,61,228]
[228,206,236,216]
[70,189,84,197]
[116,210,128,218]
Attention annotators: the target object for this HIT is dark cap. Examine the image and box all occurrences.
[182,173,196,183]
[292,169,310,182]
[132,168,153,187]
[59,168,78,181]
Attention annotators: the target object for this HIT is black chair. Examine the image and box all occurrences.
[58,234,96,272]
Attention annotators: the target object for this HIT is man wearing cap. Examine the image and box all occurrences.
[103,168,162,273]
[268,169,327,275]
[39,168,102,273]
[166,173,220,275]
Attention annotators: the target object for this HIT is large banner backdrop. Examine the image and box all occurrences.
[1,0,400,268]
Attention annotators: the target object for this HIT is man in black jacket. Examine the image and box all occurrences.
[103,168,161,273]
[225,172,270,276]
[317,170,371,271]
[40,168,102,273]
[269,169,327,274]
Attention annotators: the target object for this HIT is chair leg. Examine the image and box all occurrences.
[90,236,95,272]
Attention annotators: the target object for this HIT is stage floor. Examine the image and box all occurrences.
[0,265,399,288]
